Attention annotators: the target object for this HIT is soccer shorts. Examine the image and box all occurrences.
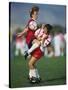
[31,47,44,60]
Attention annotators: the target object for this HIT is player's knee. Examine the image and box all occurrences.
[28,61,33,68]
[28,61,35,69]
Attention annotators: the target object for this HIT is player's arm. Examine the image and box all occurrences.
[36,37,41,41]
[34,29,42,41]
[17,26,28,37]
[41,34,48,44]
[43,35,52,47]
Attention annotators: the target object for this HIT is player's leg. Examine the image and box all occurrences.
[54,44,60,57]
[28,56,40,83]
[60,42,65,56]
[28,56,37,78]
[47,45,54,57]
[25,39,41,59]
[28,39,41,54]
[15,42,20,56]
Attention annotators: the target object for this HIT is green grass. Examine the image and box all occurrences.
[10,55,66,88]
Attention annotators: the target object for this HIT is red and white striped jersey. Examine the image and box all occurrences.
[26,19,36,45]
[40,35,52,52]
[35,28,52,47]
[35,28,47,40]
[43,35,52,47]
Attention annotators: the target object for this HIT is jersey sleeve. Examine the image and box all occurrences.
[28,20,37,30]
[43,35,52,47]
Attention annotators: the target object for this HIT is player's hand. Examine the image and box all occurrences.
[17,33,22,37]
[37,37,42,41]
[44,34,48,39]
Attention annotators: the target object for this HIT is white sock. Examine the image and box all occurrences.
[28,43,39,54]
[35,69,40,78]
[29,69,32,78]
[29,69,37,78]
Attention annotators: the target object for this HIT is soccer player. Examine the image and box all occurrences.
[24,24,50,59]
[15,34,22,56]
[53,32,65,57]
[17,6,39,51]
[28,24,53,83]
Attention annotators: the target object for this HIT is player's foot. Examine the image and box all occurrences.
[28,77,37,84]
[28,76,41,84]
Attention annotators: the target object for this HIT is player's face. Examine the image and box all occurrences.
[44,27,48,34]
[32,11,38,20]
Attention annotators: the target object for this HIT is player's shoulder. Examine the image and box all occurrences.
[28,18,35,24]
[37,28,41,30]
[28,19,37,26]
[35,28,41,33]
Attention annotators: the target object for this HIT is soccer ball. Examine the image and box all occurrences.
[29,21,37,30]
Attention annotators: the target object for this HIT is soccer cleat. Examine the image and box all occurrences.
[24,51,28,60]
[28,77,41,84]
[28,77,37,84]
[25,53,28,60]
[36,77,41,83]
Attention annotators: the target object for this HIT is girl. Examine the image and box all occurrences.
[25,24,52,59]
[28,24,53,83]
[18,6,39,50]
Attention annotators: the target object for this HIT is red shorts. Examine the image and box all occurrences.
[31,47,44,60]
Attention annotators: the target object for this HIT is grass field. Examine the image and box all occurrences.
[10,54,66,88]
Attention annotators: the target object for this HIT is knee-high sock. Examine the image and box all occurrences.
[35,69,40,78]
[28,43,39,54]
[29,69,37,78]
[29,68,40,78]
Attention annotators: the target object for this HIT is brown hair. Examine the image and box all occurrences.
[30,6,39,17]
[44,24,53,34]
